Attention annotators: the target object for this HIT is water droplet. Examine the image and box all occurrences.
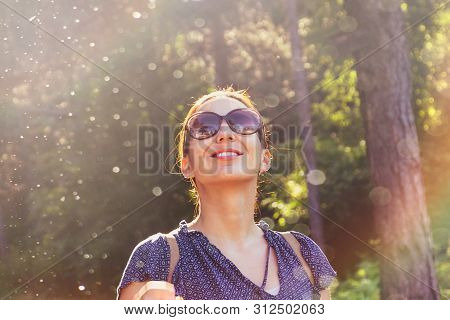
[132,11,142,19]
[104,76,110,81]
[264,94,280,108]
[89,116,95,121]
[89,42,95,47]
[173,69,183,79]
[147,62,157,71]
[113,113,120,120]
[112,166,120,173]
[102,56,109,62]
[78,285,85,291]
[112,87,119,93]
[306,169,326,185]
[152,187,162,196]
[194,18,205,28]
[60,196,65,202]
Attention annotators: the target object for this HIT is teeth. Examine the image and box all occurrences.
[215,151,240,157]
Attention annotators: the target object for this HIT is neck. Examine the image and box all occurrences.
[191,178,261,243]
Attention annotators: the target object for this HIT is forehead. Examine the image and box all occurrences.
[197,96,248,115]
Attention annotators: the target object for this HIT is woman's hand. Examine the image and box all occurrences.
[319,288,331,300]
[140,288,184,300]
[134,281,183,300]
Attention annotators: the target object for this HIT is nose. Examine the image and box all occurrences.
[215,120,236,144]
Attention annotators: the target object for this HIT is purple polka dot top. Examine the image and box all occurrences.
[117,220,337,300]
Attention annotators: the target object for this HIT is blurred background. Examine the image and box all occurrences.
[0,0,448,299]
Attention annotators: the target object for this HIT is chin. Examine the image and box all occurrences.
[202,171,257,184]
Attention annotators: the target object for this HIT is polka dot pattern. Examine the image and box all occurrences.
[117,220,337,299]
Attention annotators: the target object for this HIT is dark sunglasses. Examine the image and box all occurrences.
[183,108,266,153]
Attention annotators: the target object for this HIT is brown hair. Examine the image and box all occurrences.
[176,86,272,218]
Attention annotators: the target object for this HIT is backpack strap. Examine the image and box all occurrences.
[132,234,179,300]
[280,232,315,288]
[164,233,180,284]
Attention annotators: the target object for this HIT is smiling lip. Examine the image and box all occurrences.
[210,149,244,159]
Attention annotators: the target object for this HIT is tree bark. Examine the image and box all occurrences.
[345,0,439,299]
[209,0,230,88]
[285,0,325,248]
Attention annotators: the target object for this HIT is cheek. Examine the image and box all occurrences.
[243,138,263,164]
[187,140,209,168]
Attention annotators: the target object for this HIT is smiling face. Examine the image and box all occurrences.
[181,96,271,186]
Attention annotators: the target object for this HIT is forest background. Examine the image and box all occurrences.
[0,0,449,299]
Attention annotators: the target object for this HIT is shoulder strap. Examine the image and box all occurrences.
[280,232,315,287]
[164,234,180,284]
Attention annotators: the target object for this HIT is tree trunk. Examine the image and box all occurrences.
[345,0,439,299]
[209,0,230,88]
[285,0,325,248]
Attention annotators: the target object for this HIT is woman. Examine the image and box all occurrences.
[117,87,337,300]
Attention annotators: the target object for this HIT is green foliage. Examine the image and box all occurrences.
[331,257,380,300]
[0,0,448,300]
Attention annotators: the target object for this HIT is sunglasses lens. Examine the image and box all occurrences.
[228,109,261,134]
[188,113,219,139]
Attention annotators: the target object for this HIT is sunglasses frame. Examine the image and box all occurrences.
[183,108,267,154]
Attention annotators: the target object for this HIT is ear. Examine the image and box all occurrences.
[259,149,272,175]
[181,156,194,179]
